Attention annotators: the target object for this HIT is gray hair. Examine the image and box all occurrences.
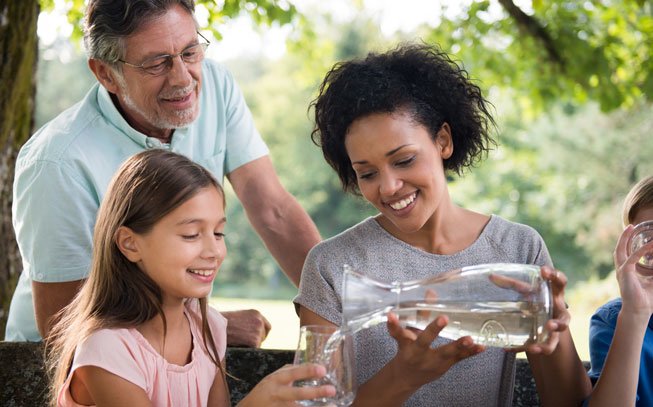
[83,0,197,65]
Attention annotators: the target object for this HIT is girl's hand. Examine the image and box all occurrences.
[521,266,569,355]
[237,363,335,407]
[386,312,485,390]
[614,225,653,317]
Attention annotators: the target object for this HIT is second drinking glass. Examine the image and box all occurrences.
[293,325,356,406]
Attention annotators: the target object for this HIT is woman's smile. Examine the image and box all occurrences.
[345,110,452,235]
[386,191,418,211]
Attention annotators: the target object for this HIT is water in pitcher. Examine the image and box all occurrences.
[326,263,553,354]
[392,300,549,347]
[326,299,548,353]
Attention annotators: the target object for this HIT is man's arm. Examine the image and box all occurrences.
[227,156,321,286]
[12,157,98,340]
[32,280,85,338]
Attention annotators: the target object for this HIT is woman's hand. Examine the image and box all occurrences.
[614,224,653,318]
[386,312,485,391]
[521,266,570,355]
[237,364,335,407]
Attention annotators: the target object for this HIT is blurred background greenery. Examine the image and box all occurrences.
[32,0,653,355]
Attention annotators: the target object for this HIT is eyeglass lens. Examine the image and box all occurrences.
[142,43,208,75]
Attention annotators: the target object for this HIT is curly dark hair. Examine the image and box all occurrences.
[311,43,496,194]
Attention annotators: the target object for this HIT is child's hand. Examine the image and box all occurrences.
[386,312,485,390]
[614,224,653,318]
[237,363,335,407]
[521,266,570,355]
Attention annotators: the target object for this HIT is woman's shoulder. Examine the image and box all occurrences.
[482,215,546,249]
[484,215,542,238]
[478,215,551,265]
[308,217,384,256]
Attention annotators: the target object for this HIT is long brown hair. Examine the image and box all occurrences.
[46,149,227,405]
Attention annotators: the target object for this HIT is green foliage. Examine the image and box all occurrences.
[32,1,653,298]
[450,98,653,283]
[35,51,95,128]
[199,0,296,40]
[40,0,297,41]
[422,0,653,113]
[213,19,381,297]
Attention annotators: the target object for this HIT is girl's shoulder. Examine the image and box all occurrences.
[79,327,137,352]
[70,327,151,390]
[75,327,154,367]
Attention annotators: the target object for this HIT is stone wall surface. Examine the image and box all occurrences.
[0,341,552,406]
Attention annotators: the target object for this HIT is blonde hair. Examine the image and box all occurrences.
[622,175,653,226]
[45,149,227,405]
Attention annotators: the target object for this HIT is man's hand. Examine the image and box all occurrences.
[223,309,272,348]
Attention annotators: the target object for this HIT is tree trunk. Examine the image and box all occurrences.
[0,0,39,339]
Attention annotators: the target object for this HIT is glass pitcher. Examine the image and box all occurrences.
[341,263,552,348]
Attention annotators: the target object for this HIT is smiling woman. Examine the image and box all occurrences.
[294,43,592,407]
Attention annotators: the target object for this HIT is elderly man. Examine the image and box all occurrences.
[6,0,321,346]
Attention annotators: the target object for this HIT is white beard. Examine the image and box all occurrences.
[115,74,199,131]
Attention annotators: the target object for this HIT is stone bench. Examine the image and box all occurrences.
[0,341,550,406]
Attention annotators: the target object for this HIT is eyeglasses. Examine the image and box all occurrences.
[118,32,210,76]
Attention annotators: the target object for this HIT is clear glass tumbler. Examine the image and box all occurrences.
[628,220,653,269]
[293,325,356,406]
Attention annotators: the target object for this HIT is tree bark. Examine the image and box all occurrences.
[0,0,39,338]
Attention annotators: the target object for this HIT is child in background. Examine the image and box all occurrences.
[46,149,334,406]
[587,175,653,406]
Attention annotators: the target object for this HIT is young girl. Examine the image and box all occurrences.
[295,43,590,406]
[586,175,653,406]
[46,149,334,406]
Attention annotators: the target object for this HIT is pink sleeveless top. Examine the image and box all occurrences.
[58,302,227,406]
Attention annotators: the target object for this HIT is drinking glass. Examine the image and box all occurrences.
[293,325,356,406]
[628,220,653,269]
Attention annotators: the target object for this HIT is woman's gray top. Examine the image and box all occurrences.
[295,215,552,407]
